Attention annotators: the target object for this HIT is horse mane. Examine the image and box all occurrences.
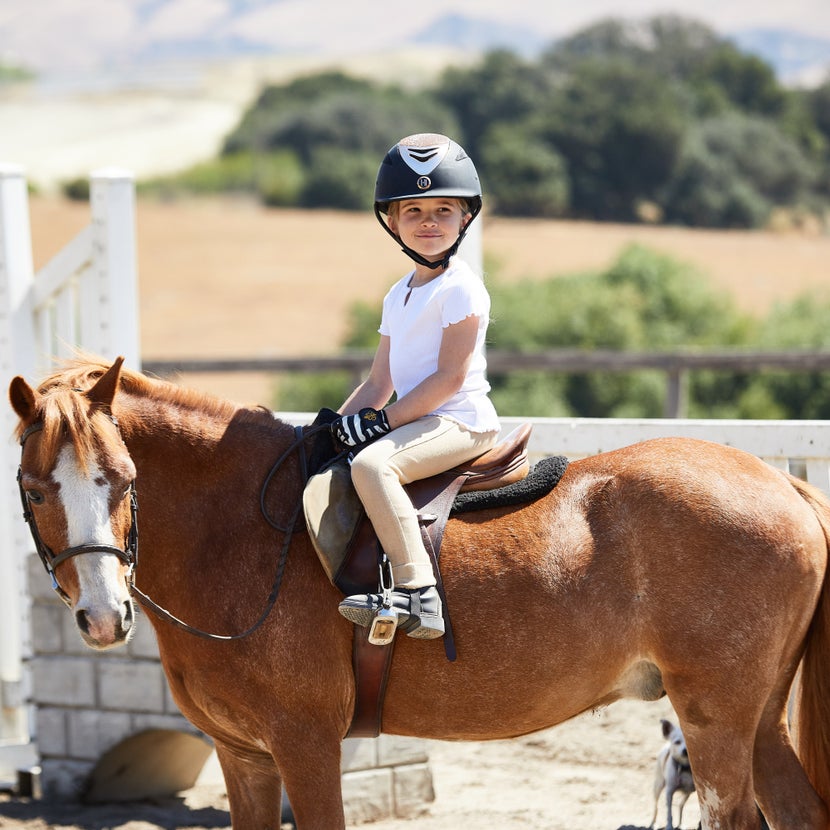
[21,356,248,475]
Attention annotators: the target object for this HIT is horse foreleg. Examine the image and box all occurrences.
[214,740,285,830]
[275,725,346,830]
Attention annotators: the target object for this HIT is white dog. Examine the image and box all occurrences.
[649,718,696,830]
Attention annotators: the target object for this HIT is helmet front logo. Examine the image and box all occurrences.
[416,176,432,190]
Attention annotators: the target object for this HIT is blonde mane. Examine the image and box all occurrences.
[20,357,245,475]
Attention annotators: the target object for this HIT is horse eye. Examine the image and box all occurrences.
[27,490,44,505]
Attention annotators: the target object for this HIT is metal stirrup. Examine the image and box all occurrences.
[368,553,397,646]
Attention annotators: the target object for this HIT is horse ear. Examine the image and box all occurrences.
[9,375,39,421]
[87,356,125,409]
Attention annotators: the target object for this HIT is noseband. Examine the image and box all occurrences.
[17,419,139,608]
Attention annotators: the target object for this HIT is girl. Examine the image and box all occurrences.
[332,134,500,639]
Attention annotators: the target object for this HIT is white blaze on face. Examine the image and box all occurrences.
[53,444,125,610]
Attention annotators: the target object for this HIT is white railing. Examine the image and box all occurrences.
[498,416,830,498]
[281,414,830,498]
[0,166,140,763]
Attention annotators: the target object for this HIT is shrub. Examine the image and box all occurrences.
[62,178,90,201]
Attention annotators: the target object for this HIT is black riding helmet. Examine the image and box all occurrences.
[374,133,483,270]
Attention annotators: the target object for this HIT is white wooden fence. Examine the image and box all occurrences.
[501,416,830,498]
[0,165,140,772]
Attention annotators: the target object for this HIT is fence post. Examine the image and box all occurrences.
[664,368,688,419]
[458,211,483,277]
[86,168,141,370]
[0,164,37,746]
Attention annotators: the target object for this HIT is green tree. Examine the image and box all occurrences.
[740,293,830,419]
[806,79,830,142]
[434,50,550,161]
[487,245,752,417]
[223,72,379,155]
[0,62,34,82]
[479,125,569,217]
[537,59,689,220]
[691,44,787,117]
[662,113,820,228]
[542,15,721,82]
[804,79,830,197]
[299,148,377,210]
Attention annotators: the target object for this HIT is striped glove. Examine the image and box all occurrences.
[331,407,391,448]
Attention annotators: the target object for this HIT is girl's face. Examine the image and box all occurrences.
[388,198,471,263]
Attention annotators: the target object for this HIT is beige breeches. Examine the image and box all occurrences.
[349,415,499,589]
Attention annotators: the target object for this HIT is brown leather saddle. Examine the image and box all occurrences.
[340,423,533,738]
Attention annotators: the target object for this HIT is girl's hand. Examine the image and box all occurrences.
[331,407,391,448]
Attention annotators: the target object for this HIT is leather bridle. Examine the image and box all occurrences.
[17,418,139,609]
[18,413,333,640]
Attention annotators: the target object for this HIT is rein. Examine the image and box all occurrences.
[18,420,139,609]
[130,423,334,641]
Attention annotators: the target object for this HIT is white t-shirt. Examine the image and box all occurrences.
[378,258,500,433]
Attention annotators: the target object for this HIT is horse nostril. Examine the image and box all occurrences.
[121,600,134,633]
[75,609,90,635]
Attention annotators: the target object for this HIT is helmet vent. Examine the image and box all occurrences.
[399,141,449,175]
[408,147,439,162]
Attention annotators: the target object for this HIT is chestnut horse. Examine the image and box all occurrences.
[9,357,830,830]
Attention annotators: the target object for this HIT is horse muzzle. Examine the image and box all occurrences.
[74,586,136,649]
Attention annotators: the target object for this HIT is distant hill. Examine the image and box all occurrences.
[731,28,830,86]
[2,0,828,88]
[411,14,547,56]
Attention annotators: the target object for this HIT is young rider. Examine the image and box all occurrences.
[331,133,501,640]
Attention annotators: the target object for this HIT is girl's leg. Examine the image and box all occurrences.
[349,416,498,588]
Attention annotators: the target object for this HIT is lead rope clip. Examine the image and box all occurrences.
[368,553,397,646]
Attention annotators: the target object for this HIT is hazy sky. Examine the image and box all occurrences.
[1,0,829,73]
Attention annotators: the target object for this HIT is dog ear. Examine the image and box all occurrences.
[660,718,674,739]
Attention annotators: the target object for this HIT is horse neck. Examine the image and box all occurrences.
[111,390,322,601]
[113,390,305,535]
[116,391,233,449]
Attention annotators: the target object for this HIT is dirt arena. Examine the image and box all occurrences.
[2,195,825,828]
[0,698,696,830]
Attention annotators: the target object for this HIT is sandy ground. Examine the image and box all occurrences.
[0,698,699,830]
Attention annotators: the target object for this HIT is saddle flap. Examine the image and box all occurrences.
[302,458,364,585]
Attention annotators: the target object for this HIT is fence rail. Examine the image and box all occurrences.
[143,348,830,418]
[275,412,830,498]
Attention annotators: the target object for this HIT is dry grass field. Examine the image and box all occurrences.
[27,194,830,405]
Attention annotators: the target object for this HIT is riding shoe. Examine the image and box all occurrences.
[338,585,445,640]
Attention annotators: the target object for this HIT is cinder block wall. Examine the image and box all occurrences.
[27,554,434,820]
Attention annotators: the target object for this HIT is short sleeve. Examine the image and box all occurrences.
[441,275,490,328]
